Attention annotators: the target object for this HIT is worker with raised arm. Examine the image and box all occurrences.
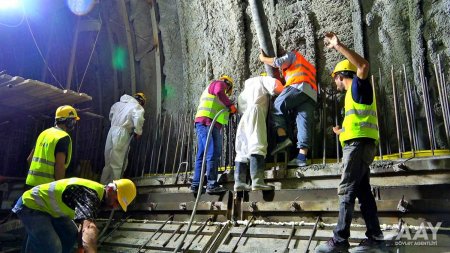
[192,75,237,194]
[234,75,284,191]
[12,177,136,253]
[26,105,80,189]
[100,93,146,184]
[259,47,317,167]
[315,32,385,253]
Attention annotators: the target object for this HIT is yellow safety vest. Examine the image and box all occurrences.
[195,87,230,125]
[22,178,104,218]
[339,84,379,147]
[26,127,72,187]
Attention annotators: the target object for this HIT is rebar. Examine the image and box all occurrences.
[391,66,403,157]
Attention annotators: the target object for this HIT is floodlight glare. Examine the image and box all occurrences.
[0,0,21,10]
[67,0,95,16]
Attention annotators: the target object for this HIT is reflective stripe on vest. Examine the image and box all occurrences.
[26,127,72,187]
[195,87,230,125]
[22,178,105,218]
[339,84,379,147]
[282,51,317,91]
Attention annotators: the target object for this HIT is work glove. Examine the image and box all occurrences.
[229,105,237,114]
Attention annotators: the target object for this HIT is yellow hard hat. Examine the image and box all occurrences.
[219,75,234,87]
[134,92,146,106]
[219,75,234,96]
[331,59,357,78]
[260,72,268,76]
[55,105,80,120]
[113,179,137,212]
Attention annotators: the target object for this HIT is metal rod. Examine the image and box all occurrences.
[184,217,212,251]
[184,111,193,184]
[178,112,188,170]
[149,113,161,174]
[163,114,173,177]
[434,62,450,147]
[406,79,419,151]
[436,55,450,148]
[419,61,435,155]
[403,64,415,154]
[304,216,321,253]
[425,77,437,151]
[162,224,183,247]
[173,109,229,253]
[321,84,326,165]
[138,215,174,252]
[141,114,155,177]
[334,89,340,163]
[391,66,403,157]
[206,224,228,253]
[283,223,296,253]
[98,216,130,246]
[438,55,450,127]
[156,114,168,174]
[371,75,383,159]
[231,216,255,253]
[380,68,391,154]
[172,113,183,174]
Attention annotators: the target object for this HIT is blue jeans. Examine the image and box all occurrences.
[333,139,383,243]
[192,123,222,189]
[272,85,315,149]
[12,197,78,253]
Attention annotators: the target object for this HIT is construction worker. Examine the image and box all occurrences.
[315,32,384,253]
[12,177,136,253]
[259,47,317,167]
[100,93,146,184]
[192,75,237,194]
[26,105,80,189]
[234,75,284,191]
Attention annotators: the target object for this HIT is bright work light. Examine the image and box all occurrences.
[0,0,21,10]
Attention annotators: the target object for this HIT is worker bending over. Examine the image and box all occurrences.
[26,105,80,189]
[192,75,237,194]
[234,75,283,191]
[100,93,146,184]
[259,47,317,167]
[315,32,385,253]
[12,177,136,253]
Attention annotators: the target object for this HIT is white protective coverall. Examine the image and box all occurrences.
[100,94,145,183]
[235,76,281,162]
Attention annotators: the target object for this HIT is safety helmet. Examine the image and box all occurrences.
[113,179,137,212]
[55,105,80,121]
[134,92,146,106]
[219,75,234,96]
[260,72,268,76]
[331,59,357,78]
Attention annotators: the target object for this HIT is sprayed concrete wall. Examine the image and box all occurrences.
[153,0,450,154]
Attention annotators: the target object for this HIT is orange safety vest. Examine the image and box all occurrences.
[282,50,317,91]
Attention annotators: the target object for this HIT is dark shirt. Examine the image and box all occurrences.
[62,185,103,221]
[351,76,373,105]
[55,135,70,162]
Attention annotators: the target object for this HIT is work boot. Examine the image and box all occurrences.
[249,154,274,191]
[349,238,388,253]
[315,238,350,253]
[234,162,251,191]
[270,138,293,156]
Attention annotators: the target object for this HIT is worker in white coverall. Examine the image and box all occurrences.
[234,76,283,191]
[100,93,146,184]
